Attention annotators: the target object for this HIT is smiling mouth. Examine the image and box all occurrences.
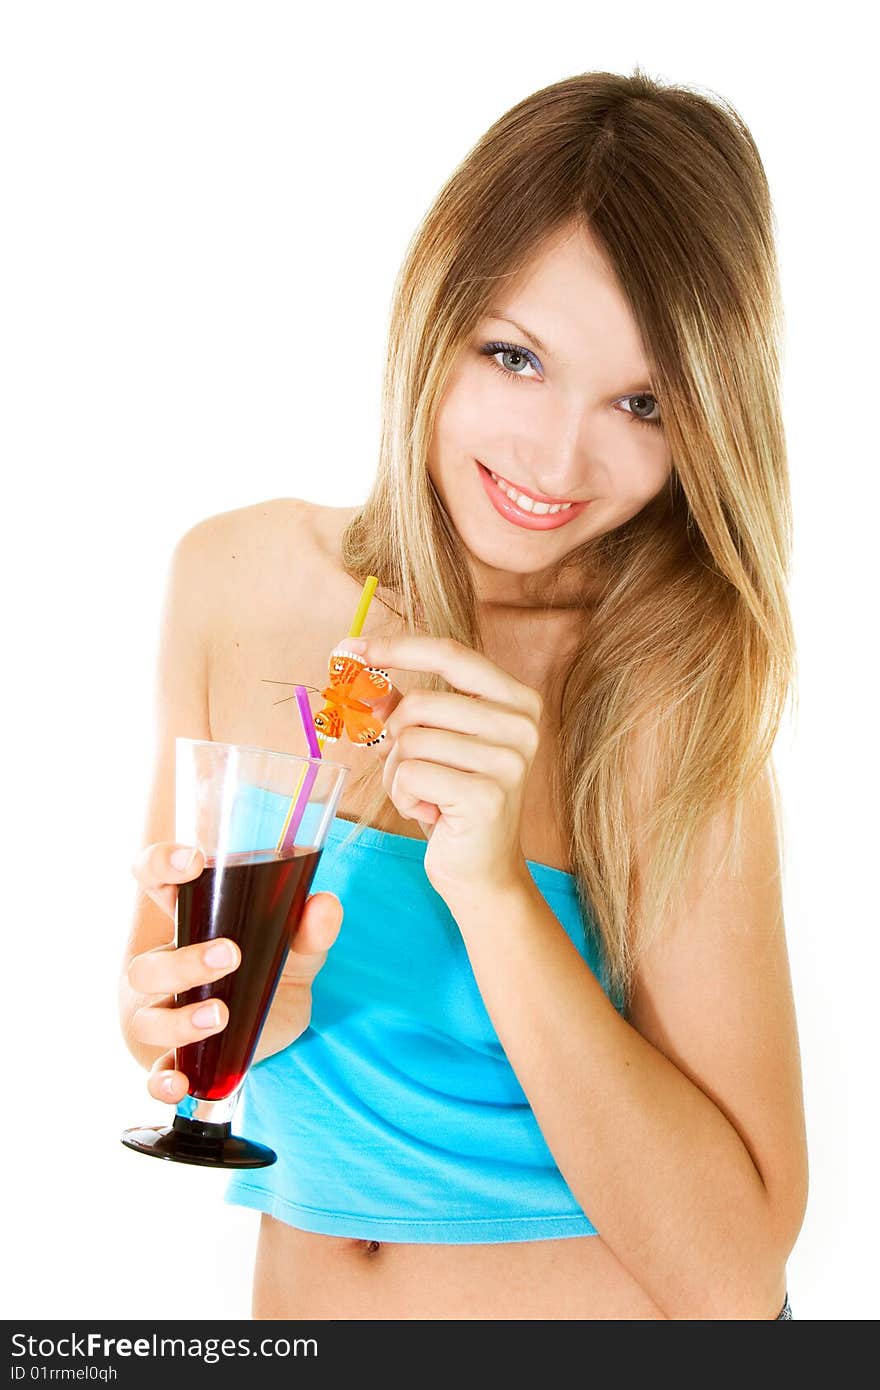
[475,460,591,532]
[480,464,581,513]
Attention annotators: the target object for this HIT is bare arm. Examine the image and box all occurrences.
[449,765,808,1320]
[118,504,344,1098]
[118,517,214,1071]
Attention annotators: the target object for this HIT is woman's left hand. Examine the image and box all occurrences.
[336,634,543,905]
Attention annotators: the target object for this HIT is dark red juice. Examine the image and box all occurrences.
[176,846,321,1100]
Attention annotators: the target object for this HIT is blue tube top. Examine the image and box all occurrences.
[223,786,625,1243]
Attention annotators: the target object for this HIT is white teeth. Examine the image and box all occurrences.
[489,470,573,514]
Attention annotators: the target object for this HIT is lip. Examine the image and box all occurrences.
[476,461,590,531]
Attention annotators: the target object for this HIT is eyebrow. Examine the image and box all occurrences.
[483,309,654,394]
[485,311,549,355]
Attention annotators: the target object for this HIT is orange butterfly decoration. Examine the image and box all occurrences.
[312,648,393,747]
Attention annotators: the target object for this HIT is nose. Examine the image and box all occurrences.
[526,397,601,500]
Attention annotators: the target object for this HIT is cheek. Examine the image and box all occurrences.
[433,362,525,457]
[646,455,673,497]
[612,447,671,502]
[437,378,486,447]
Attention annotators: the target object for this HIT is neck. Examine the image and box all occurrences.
[468,548,601,613]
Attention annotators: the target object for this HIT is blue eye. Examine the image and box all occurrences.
[479,340,542,383]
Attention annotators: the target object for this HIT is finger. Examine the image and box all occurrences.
[383,728,478,795]
[354,635,542,719]
[130,995,229,1050]
[389,758,444,826]
[279,892,344,987]
[384,726,529,791]
[131,842,206,919]
[369,682,404,725]
[385,692,540,758]
[382,738,435,822]
[383,689,536,745]
[391,760,505,826]
[127,936,241,996]
[147,1050,189,1104]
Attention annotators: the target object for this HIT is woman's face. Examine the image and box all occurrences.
[426,222,673,605]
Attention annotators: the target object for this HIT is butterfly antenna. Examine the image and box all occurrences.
[261,679,323,692]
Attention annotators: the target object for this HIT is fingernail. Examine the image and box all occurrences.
[204,941,235,968]
[170,846,197,870]
[343,637,367,653]
[192,1001,221,1028]
[160,1075,178,1096]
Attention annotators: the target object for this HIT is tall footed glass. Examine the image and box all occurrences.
[122,737,349,1169]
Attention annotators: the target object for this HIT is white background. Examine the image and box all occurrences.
[3,1,877,1322]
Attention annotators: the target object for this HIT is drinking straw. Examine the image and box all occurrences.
[274,687,321,854]
[348,575,378,641]
[296,683,323,761]
[274,576,380,854]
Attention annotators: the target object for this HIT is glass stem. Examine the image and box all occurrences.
[175,1083,244,1129]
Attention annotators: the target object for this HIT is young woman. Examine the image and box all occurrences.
[119,68,807,1320]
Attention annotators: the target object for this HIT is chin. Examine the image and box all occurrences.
[456,522,583,578]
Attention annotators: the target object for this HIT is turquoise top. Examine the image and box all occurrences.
[223,786,625,1243]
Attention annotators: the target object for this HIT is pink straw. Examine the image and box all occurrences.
[296,685,322,759]
[275,685,322,854]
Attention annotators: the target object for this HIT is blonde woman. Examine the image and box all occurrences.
[120,68,807,1320]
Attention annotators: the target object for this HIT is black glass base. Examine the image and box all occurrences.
[121,1114,277,1169]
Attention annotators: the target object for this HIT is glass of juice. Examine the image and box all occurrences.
[122,737,349,1169]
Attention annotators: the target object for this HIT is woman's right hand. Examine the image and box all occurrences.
[127,842,343,1106]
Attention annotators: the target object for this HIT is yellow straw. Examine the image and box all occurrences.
[348,575,377,639]
[274,576,380,852]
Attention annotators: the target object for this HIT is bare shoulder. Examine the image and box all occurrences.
[178,496,317,563]
[188,497,367,746]
[172,497,353,619]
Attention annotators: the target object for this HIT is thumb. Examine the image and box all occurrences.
[280,892,343,986]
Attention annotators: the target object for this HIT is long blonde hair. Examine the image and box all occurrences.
[338,67,795,1012]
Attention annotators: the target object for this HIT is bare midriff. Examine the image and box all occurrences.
[251,1215,670,1320]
